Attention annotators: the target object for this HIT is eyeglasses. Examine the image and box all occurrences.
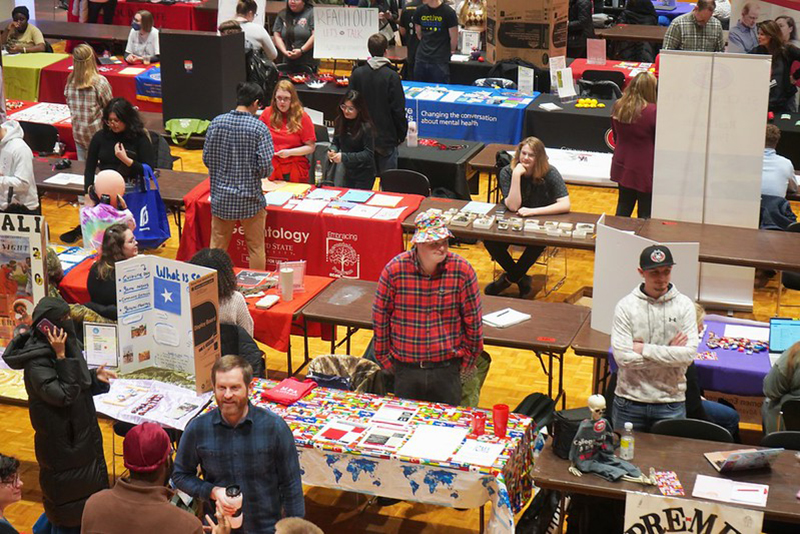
[275,96,292,103]
[1,474,21,488]
[339,104,356,113]
[106,118,122,124]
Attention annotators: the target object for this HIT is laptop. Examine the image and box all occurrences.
[769,318,800,365]
[704,448,784,473]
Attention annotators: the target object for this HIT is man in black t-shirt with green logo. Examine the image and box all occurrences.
[412,0,458,83]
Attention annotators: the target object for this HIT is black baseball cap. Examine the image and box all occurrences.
[639,245,675,271]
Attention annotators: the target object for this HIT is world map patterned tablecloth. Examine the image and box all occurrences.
[205,378,536,534]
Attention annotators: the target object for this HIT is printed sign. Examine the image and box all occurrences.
[624,493,763,534]
[314,7,378,60]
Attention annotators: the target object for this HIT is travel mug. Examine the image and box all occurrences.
[279,268,294,302]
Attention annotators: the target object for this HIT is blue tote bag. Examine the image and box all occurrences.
[125,164,171,249]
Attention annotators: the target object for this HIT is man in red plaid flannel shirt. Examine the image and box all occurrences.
[372,211,483,405]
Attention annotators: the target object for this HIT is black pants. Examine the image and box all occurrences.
[615,186,652,219]
[2,204,41,215]
[88,0,117,24]
[394,360,461,406]
[484,241,545,283]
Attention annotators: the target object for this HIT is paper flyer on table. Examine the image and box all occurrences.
[371,403,418,425]
[451,440,505,467]
[398,425,469,462]
[373,207,407,221]
[348,205,382,218]
[306,188,341,201]
[692,474,769,507]
[44,173,84,186]
[264,190,293,206]
[460,201,495,215]
[483,308,531,328]
[313,419,370,446]
[293,199,329,213]
[722,324,769,341]
[366,194,402,208]
[358,425,411,452]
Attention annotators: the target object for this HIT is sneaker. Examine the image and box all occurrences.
[60,226,82,244]
[484,274,512,296]
[518,275,534,299]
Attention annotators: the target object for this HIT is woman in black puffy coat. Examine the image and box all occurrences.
[568,0,595,58]
[613,0,658,62]
[2,297,115,531]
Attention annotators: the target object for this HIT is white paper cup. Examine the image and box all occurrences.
[280,268,294,302]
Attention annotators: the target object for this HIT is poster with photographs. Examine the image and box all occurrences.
[0,214,47,353]
[115,257,220,394]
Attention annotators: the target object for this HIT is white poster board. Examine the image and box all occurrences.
[216,0,266,32]
[314,7,378,60]
[116,257,220,394]
[592,216,700,334]
[624,493,763,534]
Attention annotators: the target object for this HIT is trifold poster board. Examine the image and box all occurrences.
[314,7,378,60]
[217,0,266,29]
[115,257,220,394]
[592,216,699,335]
[652,51,770,310]
[624,493,763,534]
[0,214,47,353]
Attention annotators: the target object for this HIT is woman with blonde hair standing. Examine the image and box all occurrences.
[610,71,657,219]
[259,80,316,182]
[64,44,113,162]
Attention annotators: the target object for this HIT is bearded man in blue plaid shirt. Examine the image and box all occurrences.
[203,82,274,269]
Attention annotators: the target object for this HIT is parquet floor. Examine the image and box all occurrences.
[2,145,795,533]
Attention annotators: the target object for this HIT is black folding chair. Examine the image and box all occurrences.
[651,418,734,443]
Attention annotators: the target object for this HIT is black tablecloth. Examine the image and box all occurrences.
[450,58,493,85]
[295,83,349,125]
[398,139,484,200]
[524,94,616,153]
[773,114,800,170]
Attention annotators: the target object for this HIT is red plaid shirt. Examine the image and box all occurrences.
[372,249,483,371]
[64,75,113,149]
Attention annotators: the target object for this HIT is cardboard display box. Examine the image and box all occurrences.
[485,0,568,68]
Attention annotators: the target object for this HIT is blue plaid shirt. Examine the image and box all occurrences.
[173,403,304,533]
[203,110,274,220]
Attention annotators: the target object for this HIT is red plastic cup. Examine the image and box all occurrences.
[493,404,509,438]
[471,411,486,436]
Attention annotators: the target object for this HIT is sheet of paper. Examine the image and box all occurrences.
[359,425,410,451]
[398,425,469,462]
[347,205,382,218]
[539,102,563,112]
[451,439,505,467]
[44,173,84,185]
[119,67,147,75]
[372,403,418,425]
[549,56,567,93]
[313,419,370,446]
[450,54,470,62]
[722,324,769,342]
[340,189,374,203]
[518,66,535,95]
[373,207,407,220]
[293,199,329,213]
[483,308,531,328]
[264,190,293,206]
[416,88,446,101]
[439,91,464,103]
[556,68,577,99]
[692,474,769,507]
[366,193,402,208]
[306,188,341,201]
[460,201,495,215]
[278,182,312,196]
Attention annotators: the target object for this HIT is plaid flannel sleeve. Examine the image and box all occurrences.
[662,23,682,50]
[372,267,396,371]
[457,264,483,370]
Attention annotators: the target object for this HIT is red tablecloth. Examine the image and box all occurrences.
[7,100,76,152]
[59,260,333,353]
[177,180,423,281]
[39,57,162,113]
[569,58,654,89]
[113,0,217,31]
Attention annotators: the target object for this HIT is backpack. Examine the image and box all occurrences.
[487,58,551,93]
[549,407,591,460]
[513,392,556,434]
[515,488,564,534]
[246,48,279,103]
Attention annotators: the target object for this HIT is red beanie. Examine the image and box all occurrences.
[123,423,171,473]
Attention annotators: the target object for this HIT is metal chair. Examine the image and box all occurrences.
[760,431,800,451]
[780,399,800,431]
[651,418,734,443]
[380,169,431,197]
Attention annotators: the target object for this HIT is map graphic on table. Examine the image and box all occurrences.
[204,378,535,534]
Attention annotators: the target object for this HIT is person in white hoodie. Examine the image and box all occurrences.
[610,244,697,431]
[0,120,38,215]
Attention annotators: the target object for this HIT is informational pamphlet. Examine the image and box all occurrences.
[83,322,119,368]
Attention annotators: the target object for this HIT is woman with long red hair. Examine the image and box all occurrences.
[259,80,316,182]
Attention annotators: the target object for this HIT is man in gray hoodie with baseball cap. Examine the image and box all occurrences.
[611,244,698,431]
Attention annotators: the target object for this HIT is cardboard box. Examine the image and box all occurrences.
[485,0,568,69]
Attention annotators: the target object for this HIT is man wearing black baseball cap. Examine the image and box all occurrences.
[610,244,698,432]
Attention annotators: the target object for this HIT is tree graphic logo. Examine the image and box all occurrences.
[327,239,360,278]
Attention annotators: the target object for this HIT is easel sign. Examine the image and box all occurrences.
[624,493,763,534]
[0,214,47,352]
[314,7,378,60]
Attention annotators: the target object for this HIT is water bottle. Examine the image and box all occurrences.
[407,121,418,147]
[225,485,243,529]
[314,160,323,186]
[620,422,635,460]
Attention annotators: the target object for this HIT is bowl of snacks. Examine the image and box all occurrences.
[289,73,309,84]
[335,76,349,87]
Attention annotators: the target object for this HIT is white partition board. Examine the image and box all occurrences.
[592,217,700,335]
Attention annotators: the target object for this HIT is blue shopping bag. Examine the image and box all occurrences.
[124,164,171,249]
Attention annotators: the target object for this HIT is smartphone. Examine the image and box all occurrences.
[37,319,57,337]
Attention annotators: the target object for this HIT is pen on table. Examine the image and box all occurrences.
[496,310,510,317]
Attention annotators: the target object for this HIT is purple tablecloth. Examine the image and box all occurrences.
[651,1,693,22]
[695,320,771,397]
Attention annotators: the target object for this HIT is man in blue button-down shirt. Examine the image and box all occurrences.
[203,82,274,270]
[173,356,304,533]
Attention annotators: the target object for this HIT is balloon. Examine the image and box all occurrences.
[94,170,126,209]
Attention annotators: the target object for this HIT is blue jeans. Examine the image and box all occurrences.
[375,146,398,175]
[702,399,740,438]
[612,396,685,432]
[414,61,450,84]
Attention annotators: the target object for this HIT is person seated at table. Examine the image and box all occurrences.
[1,6,45,54]
[662,0,724,53]
[0,120,39,215]
[235,0,278,60]
[189,248,254,337]
[273,0,317,72]
[61,98,155,244]
[86,223,138,320]
[484,137,570,299]
[125,10,160,64]
[611,72,657,219]
[762,125,797,198]
[611,244,697,432]
[762,341,800,434]
[64,44,113,162]
[751,21,800,114]
[260,80,316,182]
[567,0,594,59]
[777,15,800,47]
[613,0,658,63]
[727,2,760,53]
[0,453,22,534]
[329,90,376,190]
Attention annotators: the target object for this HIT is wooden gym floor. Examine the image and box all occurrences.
[1,146,795,533]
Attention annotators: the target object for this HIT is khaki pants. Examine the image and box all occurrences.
[210,210,267,270]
